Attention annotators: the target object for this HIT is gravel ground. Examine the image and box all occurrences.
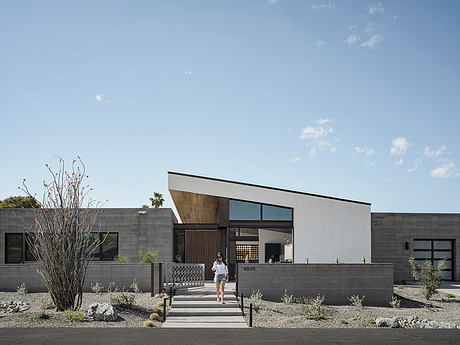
[242,286,460,328]
[0,292,163,328]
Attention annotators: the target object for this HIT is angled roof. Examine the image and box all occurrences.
[168,171,371,206]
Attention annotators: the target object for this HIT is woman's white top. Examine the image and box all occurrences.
[212,261,228,275]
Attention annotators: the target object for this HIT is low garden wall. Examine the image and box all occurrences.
[237,263,393,307]
[0,263,152,292]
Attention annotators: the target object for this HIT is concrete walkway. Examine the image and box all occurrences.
[439,281,460,298]
[163,282,247,328]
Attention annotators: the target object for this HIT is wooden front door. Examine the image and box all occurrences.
[186,231,223,279]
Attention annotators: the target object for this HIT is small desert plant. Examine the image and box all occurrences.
[348,295,365,309]
[37,311,49,319]
[130,279,141,293]
[361,256,366,263]
[305,257,309,264]
[41,296,55,310]
[366,318,375,324]
[250,289,263,300]
[445,293,456,299]
[396,285,404,289]
[91,282,104,294]
[335,257,339,264]
[107,281,116,293]
[281,289,294,304]
[110,293,135,308]
[340,319,348,325]
[302,295,325,320]
[153,307,162,313]
[144,320,154,327]
[389,295,401,308]
[149,313,160,320]
[65,307,84,322]
[114,255,129,263]
[157,301,164,307]
[16,283,27,295]
[137,249,158,263]
[409,257,446,300]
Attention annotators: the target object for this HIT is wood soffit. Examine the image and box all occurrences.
[169,189,219,223]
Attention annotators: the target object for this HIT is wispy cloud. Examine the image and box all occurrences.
[392,15,399,20]
[316,40,327,47]
[307,2,335,12]
[390,137,412,156]
[344,35,359,45]
[184,71,193,76]
[291,154,301,163]
[395,158,404,166]
[300,119,336,158]
[424,145,446,158]
[355,146,374,155]
[364,23,373,33]
[430,161,459,179]
[368,2,384,15]
[267,0,278,5]
[408,159,421,173]
[95,95,102,102]
[360,34,383,49]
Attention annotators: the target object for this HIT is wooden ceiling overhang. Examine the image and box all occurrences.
[169,189,219,223]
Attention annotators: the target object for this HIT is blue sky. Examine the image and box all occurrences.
[1,0,459,213]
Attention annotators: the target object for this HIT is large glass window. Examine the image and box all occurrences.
[89,232,118,261]
[262,204,293,221]
[229,200,261,220]
[413,239,454,280]
[5,233,23,264]
[25,233,36,261]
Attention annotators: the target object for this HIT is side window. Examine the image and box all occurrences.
[6,233,23,264]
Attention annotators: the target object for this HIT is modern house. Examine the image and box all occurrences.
[1,171,458,285]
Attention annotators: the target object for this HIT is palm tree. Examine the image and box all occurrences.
[149,193,164,208]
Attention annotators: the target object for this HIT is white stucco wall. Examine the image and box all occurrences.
[168,173,371,263]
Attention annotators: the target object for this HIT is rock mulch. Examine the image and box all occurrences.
[0,292,162,328]
[242,285,460,329]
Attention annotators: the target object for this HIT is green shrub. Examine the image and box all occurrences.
[65,307,84,322]
[445,293,456,299]
[137,250,158,263]
[250,289,263,300]
[41,296,55,310]
[396,285,404,289]
[389,295,401,308]
[281,289,294,304]
[110,293,136,308]
[114,255,129,263]
[361,256,366,263]
[144,320,154,327]
[340,319,348,325]
[301,295,325,320]
[335,257,339,264]
[130,279,141,293]
[366,318,375,324]
[16,283,27,295]
[37,311,49,319]
[409,257,446,300]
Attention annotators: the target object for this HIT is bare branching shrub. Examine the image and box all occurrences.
[389,295,401,308]
[21,157,103,311]
[110,293,135,308]
[130,279,141,293]
[16,283,27,295]
[302,295,325,320]
[409,257,446,300]
[348,295,365,309]
[281,289,294,304]
[250,290,263,300]
[91,282,104,295]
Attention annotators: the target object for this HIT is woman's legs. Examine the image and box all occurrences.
[220,282,226,303]
[215,282,221,301]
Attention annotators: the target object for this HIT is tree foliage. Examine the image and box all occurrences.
[149,192,164,208]
[409,257,446,300]
[21,157,103,311]
[0,196,40,208]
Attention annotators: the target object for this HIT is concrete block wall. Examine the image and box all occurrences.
[237,263,393,307]
[371,213,460,282]
[0,208,176,265]
[0,263,152,292]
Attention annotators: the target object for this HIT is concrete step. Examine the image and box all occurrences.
[163,316,246,323]
[163,322,248,328]
[168,308,243,317]
[176,290,235,296]
[174,295,236,301]
[172,301,239,308]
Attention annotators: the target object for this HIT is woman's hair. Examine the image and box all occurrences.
[216,251,227,266]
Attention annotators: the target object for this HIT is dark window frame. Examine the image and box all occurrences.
[89,232,119,261]
[413,239,454,281]
[229,198,293,222]
[5,233,24,264]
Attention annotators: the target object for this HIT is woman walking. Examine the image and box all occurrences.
[212,251,228,303]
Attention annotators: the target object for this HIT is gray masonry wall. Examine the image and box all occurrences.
[371,213,460,283]
[0,208,176,265]
[0,263,152,292]
[237,263,393,307]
